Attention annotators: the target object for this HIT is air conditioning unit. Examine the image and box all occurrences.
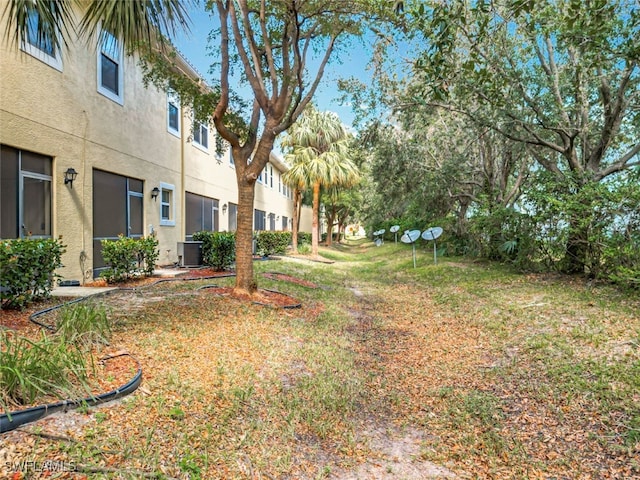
[177,241,203,267]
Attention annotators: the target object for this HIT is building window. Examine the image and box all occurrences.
[228,203,237,231]
[268,165,273,188]
[185,192,219,239]
[167,91,180,136]
[282,216,288,231]
[159,182,175,226]
[254,209,266,231]
[1,146,52,239]
[21,9,62,71]
[97,29,123,104]
[193,120,209,150]
[269,213,276,231]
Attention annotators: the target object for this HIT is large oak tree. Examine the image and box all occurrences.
[407,0,639,272]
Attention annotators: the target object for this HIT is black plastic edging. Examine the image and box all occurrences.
[1,354,142,433]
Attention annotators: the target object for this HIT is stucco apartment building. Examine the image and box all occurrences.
[0,15,310,284]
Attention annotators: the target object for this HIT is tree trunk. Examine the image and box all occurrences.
[296,194,302,231]
[561,216,589,275]
[311,181,320,257]
[325,209,336,246]
[235,177,257,294]
[291,187,300,254]
[232,134,274,295]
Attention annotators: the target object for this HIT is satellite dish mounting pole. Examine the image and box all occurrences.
[421,227,443,266]
[433,239,437,265]
[412,243,417,268]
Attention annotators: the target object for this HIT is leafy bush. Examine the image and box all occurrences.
[469,208,538,271]
[192,231,236,271]
[255,231,291,256]
[0,238,65,309]
[100,235,159,283]
[297,232,311,246]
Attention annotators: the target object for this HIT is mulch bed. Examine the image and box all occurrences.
[263,272,319,288]
[200,286,301,308]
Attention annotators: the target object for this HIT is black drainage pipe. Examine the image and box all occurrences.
[1,354,142,433]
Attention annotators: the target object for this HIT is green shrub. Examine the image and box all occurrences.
[255,231,291,256]
[297,232,312,246]
[100,235,159,283]
[192,231,236,271]
[0,238,65,309]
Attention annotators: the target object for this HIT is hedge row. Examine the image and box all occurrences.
[0,238,65,309]
[192,231,310,270]
[100,235,159,283]
[193,231,236,271]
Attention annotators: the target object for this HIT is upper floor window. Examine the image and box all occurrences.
[167,92,180,137]
[193,120,209,150]
[21,9,62,71]
[97,29,123,104]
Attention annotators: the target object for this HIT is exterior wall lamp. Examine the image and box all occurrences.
[151,187,160,201]
[64,168,78,188]
[222,203,227,214]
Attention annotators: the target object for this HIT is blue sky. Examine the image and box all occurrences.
[171,7,374,130]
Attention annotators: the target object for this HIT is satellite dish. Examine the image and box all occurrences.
[421,227,443,241]
[421,227,443,264]
[400,230,420,244]
[390,225,400,243]
[401,229,421,268]
[373,229,385,246]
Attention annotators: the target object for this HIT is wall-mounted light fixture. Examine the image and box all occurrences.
[64,168,78,188]
[151,187,160,201]
[222,203,228,214]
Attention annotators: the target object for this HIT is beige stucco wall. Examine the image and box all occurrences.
[0,21,185,282]
[1,13,303,282]
[299,206,313,234]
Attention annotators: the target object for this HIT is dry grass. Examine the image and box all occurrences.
[1,242,639,479]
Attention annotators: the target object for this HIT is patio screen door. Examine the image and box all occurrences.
[92,169,143,277]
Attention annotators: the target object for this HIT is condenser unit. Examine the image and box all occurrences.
[177,241,203,267]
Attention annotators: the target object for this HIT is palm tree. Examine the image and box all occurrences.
[3,0,191,54]
[282,106,360,257]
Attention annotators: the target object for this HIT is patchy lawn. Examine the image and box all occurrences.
[1,243,639,479]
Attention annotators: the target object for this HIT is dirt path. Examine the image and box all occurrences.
[331,283,460,480]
